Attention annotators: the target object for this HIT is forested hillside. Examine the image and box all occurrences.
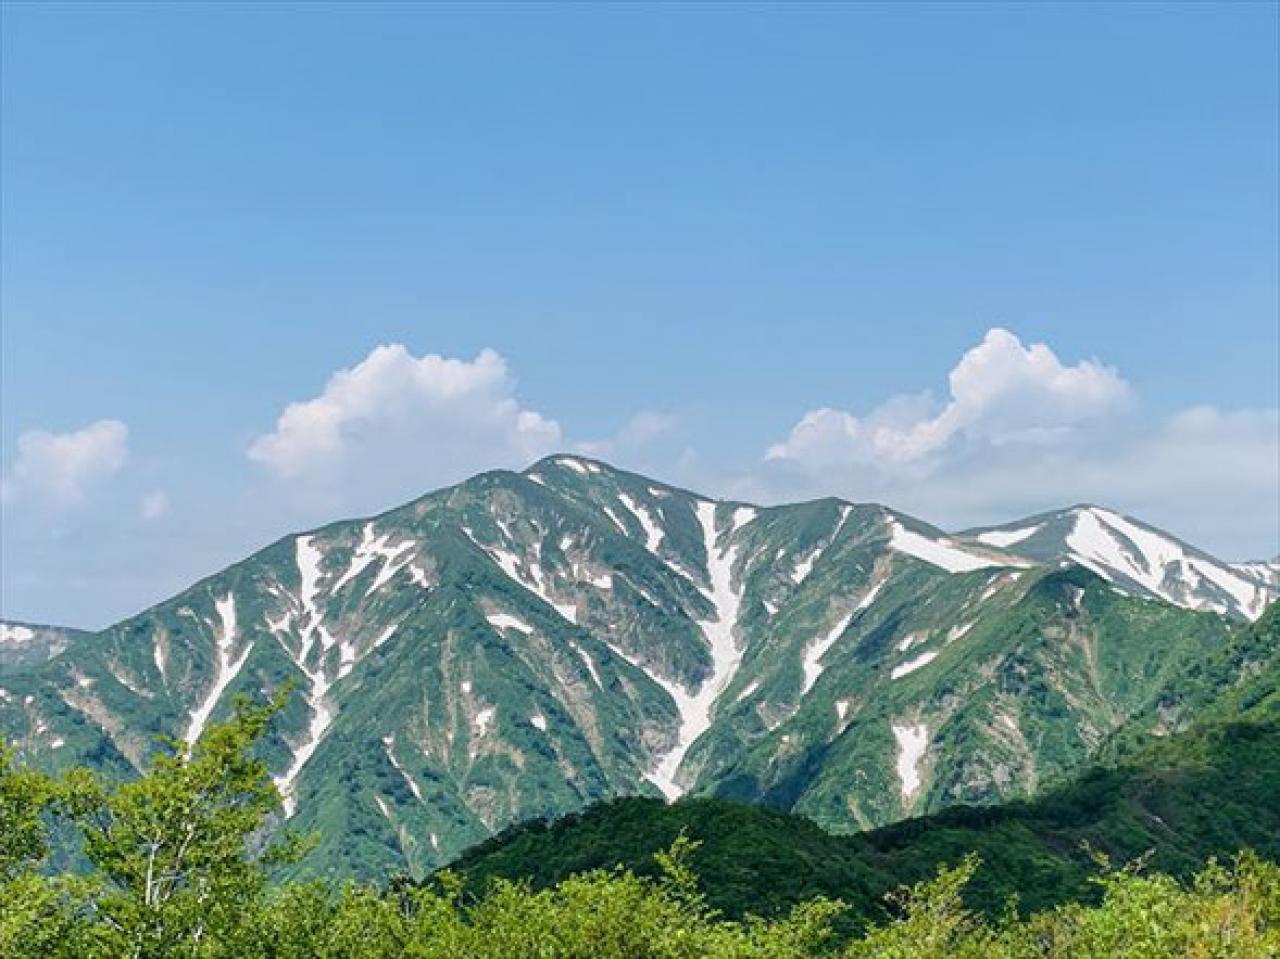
[4,696,1278,958]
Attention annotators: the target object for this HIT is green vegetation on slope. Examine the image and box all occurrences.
[4,700,1278,958]
[446,720,1280,922]
[447,604,1280,921]
[1103,601,1280,760]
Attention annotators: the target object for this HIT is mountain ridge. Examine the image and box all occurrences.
[1,455,1271,879]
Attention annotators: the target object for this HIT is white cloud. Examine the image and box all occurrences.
[766,328,1132,468]
[1,419,129,509]
[576,410,678,459]
[139,489,171,521]
[754,330,1278,558]
[248,345,563,505]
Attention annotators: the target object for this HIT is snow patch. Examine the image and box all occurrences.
[647,501,746,800]
[1067,507,1270,618]
[618,492,664,552]
[893,722,929,800]
[791,549,819,584]
[888,520,1004,574]
[977,571,1020,603]
[976,524,1042,548]
[329,525,377,594]
[184,593,252,747]
[487,612,534,634]
[273,536,342,817]
[0,624,35,645]
[896,631,925,652]
[891,649,939,679]
[791,505,852,585]
[153,638,166,679]
[383,736,424,802]
[575,644,603,688]
[801,611,855,695]
[465,528,578,623]
[801,579,885,693]
[1234,560,1280,581]
[602,505,629,533]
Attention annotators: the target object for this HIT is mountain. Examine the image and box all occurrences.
[1102,601,1280,755]
[447,722,1280,924]
[960,505,1277,620]
[0,621,89,677]
[448,604,1280,922]
[0,456,1270,879]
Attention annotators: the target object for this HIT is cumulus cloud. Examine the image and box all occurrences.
[753,329,1277,557]
[576,410,678,459]
[1,419,129,509]
[138,489,171,521]
[766,329,1133,469]
[248,345,563,507]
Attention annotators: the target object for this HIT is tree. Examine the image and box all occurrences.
[0,740,57,882]
[69,695,296,959]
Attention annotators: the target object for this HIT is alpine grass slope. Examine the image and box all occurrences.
[1,456,1273,878]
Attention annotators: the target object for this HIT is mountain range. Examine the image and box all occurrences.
[2,455,1276,879]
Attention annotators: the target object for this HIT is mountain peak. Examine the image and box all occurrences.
[525,453,616,478]
[962,504,1273,620]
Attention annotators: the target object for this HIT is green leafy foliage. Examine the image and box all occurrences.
[0,740,57,881]
[4,697,1278,957]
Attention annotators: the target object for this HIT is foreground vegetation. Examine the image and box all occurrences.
[4,697,1279,958]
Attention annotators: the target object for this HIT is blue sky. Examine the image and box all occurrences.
[2,2,1277,627]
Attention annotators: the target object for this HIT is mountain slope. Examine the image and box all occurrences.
[702,567,1233,830]
[448,607,1280,921]
[446,722,1280,922]
[1102,601,1280,757]
[0,457,1263,878]
[0,621,90,677]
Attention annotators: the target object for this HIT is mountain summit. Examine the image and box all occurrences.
[1,456,1270,877]
[961,504,1276,620]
